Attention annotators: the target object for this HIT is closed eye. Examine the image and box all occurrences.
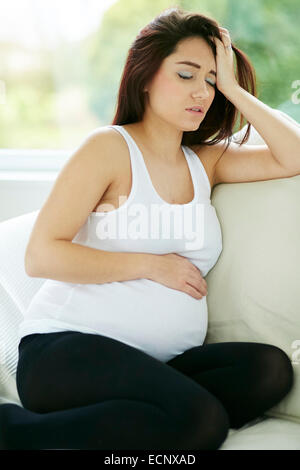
[177,72,216,87]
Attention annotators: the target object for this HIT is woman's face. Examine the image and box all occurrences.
[144,36,217,131]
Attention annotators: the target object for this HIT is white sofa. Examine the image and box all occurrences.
[0,111,300,449]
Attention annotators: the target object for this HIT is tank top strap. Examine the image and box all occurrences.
[106,124,140,176]
[182,145,211,199]
[109,123,155,176]
[105,125,148,202]
[106,124,163,203]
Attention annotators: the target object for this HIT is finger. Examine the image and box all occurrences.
[191,276,208,295]
[197,282,207,296]
[219,27,230,35]
[220,31,231,43]
[214,37,230,51]
[219,34,233,51]
[213,36,224,45]
[201,281,208,295]
[185,283,204,300]
[192,267,207,288]
[220,31,230,37]
[196,274,207,288]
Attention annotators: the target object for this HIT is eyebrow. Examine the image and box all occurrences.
[175,61,216,77]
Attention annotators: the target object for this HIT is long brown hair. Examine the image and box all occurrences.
[112,7,257,148]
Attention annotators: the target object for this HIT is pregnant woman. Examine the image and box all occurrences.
[1,7,298,450]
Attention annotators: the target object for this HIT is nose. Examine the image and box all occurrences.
[192,81,210,100]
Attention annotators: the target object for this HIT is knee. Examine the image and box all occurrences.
[200,398,230,450]
[255,344,294,400]
[177,394,230,450]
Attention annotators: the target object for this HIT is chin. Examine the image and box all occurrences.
[181,122,201,132]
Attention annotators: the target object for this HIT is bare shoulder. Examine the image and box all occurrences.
[91,125,131,166]
[60,125,126,184]
[89,125,127,153]
[189,141,227,189]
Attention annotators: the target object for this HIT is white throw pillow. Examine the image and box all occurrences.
[0,211,45,404]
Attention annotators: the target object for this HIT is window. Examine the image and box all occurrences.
[0,0,299,162]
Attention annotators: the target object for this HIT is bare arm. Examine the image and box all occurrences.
[25,127,152,283]
[26,239,154,284]
[222,84,300,173]
[27,240,207,298]
[210,28,300,183]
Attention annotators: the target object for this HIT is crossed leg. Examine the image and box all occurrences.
[167,341,294,429]
[1,331,230,450]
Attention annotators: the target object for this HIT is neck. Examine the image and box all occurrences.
[131,115,184,164]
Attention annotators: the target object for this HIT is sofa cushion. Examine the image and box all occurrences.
[0,211,46,403]
[205,111,300,423]
[0,211,46,314]
[0,282,23,405]
[220,416,300,450]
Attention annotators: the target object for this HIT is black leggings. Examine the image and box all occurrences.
[0,331,294,450]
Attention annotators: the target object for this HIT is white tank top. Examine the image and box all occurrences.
[18,125,223,362]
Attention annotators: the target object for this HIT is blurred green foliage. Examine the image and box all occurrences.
[0,0,299,149]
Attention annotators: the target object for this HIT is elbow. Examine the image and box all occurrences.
[24,249,40,277]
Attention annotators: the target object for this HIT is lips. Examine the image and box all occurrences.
[186,105,204,113]
[186,106,204,113]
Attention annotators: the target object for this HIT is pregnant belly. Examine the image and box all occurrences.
[32,278,208,362]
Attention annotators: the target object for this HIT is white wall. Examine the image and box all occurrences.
[0,174,57,223]
[0,149,67,223]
